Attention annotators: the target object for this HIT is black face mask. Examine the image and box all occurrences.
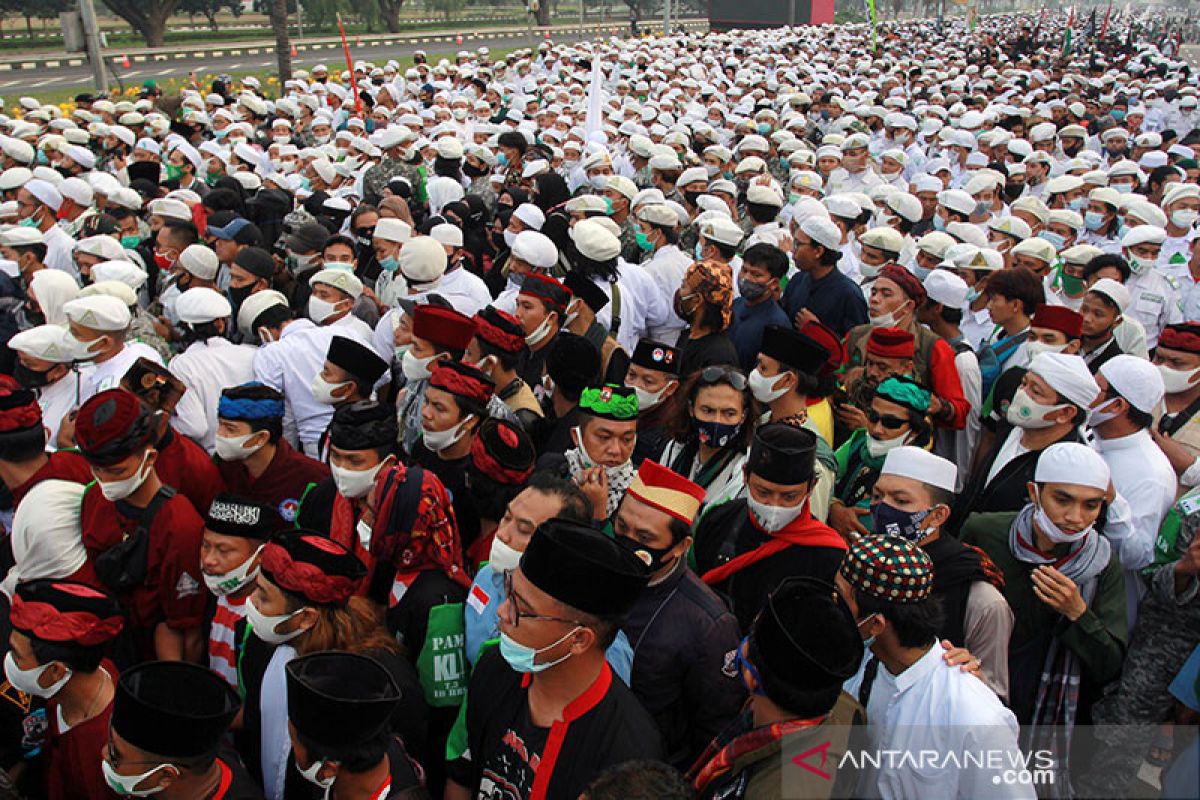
[353,226,375,246]
[14,362,54,389]
[227,283,254,310]
[23,304,45,327]
[1004,183,1024,202]
[463,162,487,179]
[683,189,703,207]
[616,534,678,573]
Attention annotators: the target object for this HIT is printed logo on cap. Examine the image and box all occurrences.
[279,498,300,523]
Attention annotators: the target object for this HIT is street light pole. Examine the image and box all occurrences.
[663,0,670,34]
[78,0,108,94]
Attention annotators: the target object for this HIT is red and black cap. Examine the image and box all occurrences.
[75,388,157,467]
[286,652,400,749]
[518,273,571,314]
[0,374,42,436]
[470,418,535,486]
[1031,303,1083,340]
[429,360,495,406]
[799,321,846,376]
[11,579,124,648]
[259,530,367,606]
[1160,322,1200,354]
[761,325,829,376]
[326,335,388,388]
[412,305,477,353]
[112,661,240,759]
[473,305,526,354]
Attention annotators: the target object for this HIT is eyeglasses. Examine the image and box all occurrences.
[699,365,747,391]
[866,409,909,430]
[502,571,584,629]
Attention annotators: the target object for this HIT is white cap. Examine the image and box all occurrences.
[746,183,784,207]
[374,218,412,244]
[937,189,976,217]
[308,266,364,299]
[511,231,558,269]
[7,324,75,363]
[91,261,148,290]
[1034,442,1110,490]
[570,220,621,261]
[178,244,219,280]
[880,446,957,493]
[62,295,132,331]
[25,179,62,212]
[636,203,677,228]
[398,236,448,285]
[1121,224,1167,248]
[800,216,843,251]
[429,223,463,249]
[28,270,80,326]
[1028,352,1101,408]
[176,287,232,324]
[923,269,969,308]
[1098,354,1164,414]
[512,203,545,231]
[148,198,192,222]
[1088,278,1130,313]
[237,289,289,335]
[699,216,745,248]
[0,227,44,247]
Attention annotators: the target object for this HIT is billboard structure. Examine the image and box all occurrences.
[708,0,835,30]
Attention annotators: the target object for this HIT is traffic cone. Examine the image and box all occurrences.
[121,54,130,68]
[456,33,463,45]
[543,30,550,39]
[356,36,361,46]
[290,44,298,57]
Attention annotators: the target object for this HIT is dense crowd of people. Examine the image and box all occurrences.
[0,7,1197,799]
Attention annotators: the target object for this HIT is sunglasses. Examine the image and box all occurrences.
[699,365,747,391]
[866,409,909,430]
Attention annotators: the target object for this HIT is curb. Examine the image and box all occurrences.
[0,18,708,73]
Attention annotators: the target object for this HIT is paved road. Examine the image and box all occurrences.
[1184,44,1200,70]
[0,26,633,93]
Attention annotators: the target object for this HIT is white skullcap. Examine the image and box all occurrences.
[398,237,448,285]
[1088,278,1130,313]
[28,270,80,327]
[373,217,412,244]
[511,231,558,269]
[923,269,969,308]
[880,446,957,493]
[699,217,745,248]
[1028,352,1100,409]
[0,227,44,247]
[1098,354,1164,414]
[148,198,192,223]
[570,220,621,261]
[309,266,364,299]
[512,203,545,231]
[1121,224,1167,249]
[937,188,976,217]
[2,480,89,598]
[429,223,463,249]
[7,324,75,363]
[79,281,137,308]
[800,216,843,251]
[912,174,943,194]
[435,136,463,160]
[636,203,678,228]
[179,244,219,280]
[58,177,93,207]
[859,226,904,255]
[91,261,148,290]
[916,231,956,259]
[62,295,131,331]
[24,179,62,212]
[1035,442,1110,490]
[746,183,784,207]
[176,287,232,324]
[237,289,289,335]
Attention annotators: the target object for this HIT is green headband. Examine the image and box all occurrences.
[579,385,639,421]
[876,376,931,414]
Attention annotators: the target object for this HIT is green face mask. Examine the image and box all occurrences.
[165,163,184,181]
[205,171,221,186]
[120,235,141,249]
[635,231,654,253]
[1059,266,1085,296]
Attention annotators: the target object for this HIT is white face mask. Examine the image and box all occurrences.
[214,431,267,462]
[1006,387,1068,430]
[1033,488,1094,544]
[525,314,556,347]
[1126,253,1155,275]
[66,332,105,363]
[747,493,807,533]
[422,414,475,453]
[488,536,522,573]
[748,368,791,404]
[630,382,672,412]
[296,757,336,790]
[307,295,343,325]
[402,350,437,382]
[4,652,71,699]
[94,451,153,502]
[503,229,518,249]
[330,457,390,499]
[1158,363,1200,395]
[310,373,351,405]
[1087,397,1123,429]
[1171,209,1199,230]
[865,430,913,458]
[244,596,309,645]
[869,301,910,329]
[1024,340,1069,365]
[203,543,264,596]
[103,759,175,797]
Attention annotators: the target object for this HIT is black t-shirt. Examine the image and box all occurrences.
[478,697,549,799]
[676,331,740,378]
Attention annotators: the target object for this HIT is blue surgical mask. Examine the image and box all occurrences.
[298,176,312,191]
[379,255,399,273]
[1038,230,1067,250]
[694,241,704,260]
[965,286,981,303]
[1111,109,1127,121]
[497,152,509,166]
[1084,211,1106,231]
[932,214,947,232]
[870,502,935,542]
[912,264,933,280]
[498,628,579,673]
[1068,196,1088,212]
[756,122,772,135]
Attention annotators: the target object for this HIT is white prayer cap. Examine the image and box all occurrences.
[28,270,80,326]
[880,446,957,493]
[80,281,137,308]
[699,216,744,248]
[937,188,975,216]
[746,183,783,207]
[923,269,968,308]
[636,203,677,228]
[176,287,232,324]
[511,231,558,269]
[987,216,1032,240]
[58,177,93,208]
[800,217,843,251]
[91,261,148,290]
[1087,278,1130,313]
[430,223,463,249]
[435,136,463,160]
[24,179,62,212]
[179,244,219,280]
[1034,442,1110,490]
[148,198,192,223]
[398,237,448,284]
[1028,352,1100,408]
[563,195,608,215]
[858,226,905,255]
[0,227,44,247]
[309,266,364,299]
[7,324,75,363]
[2,480,89,598]
[237,289,289,336]
[512,203,545,231]
[1098,354,1164,414]
[373,217,412,244]
[570,220,621,261]
[916,231,956,259]
[62,295,131,331]
[912,174,942,194]
[1121,224,1166,249]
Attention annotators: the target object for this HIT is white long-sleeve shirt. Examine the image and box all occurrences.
[169,337,258,453]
